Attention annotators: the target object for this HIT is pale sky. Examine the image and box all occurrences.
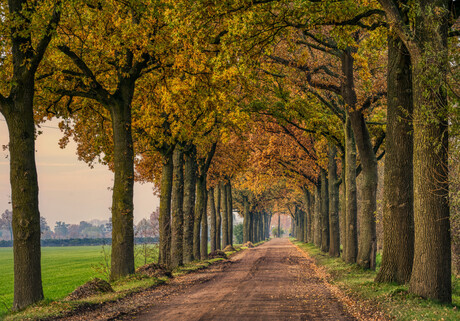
[0,115,159,228]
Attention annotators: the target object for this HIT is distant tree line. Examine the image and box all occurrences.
[0,209,159,242]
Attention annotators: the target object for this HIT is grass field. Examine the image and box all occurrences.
[0,245,158,317]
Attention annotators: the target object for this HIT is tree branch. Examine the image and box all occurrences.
[58,45,113,105]
[321,9,387,30]
[376,0,414,52]
[30,1,62,74]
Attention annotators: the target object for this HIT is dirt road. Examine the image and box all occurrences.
[60,238,357,320]
[128,238,354,320]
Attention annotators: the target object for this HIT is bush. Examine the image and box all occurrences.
[234,223,243,244]
[271,226,284,237]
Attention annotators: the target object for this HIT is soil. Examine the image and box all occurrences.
[65,278,113,301]
[58,238,380,321]
[223,245,236,252]
[136,263,172,278]
[208,250,227,259]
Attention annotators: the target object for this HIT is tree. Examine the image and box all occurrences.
[0,0,61,309]
[377,0,453,303]
[375,34,414,284]
[54,221,69,239]
[45,0,165,280]
[1,210,13,241]
[40,216,51,236]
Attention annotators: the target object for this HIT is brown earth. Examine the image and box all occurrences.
[58,238,369,321]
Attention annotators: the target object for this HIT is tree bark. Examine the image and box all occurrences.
[226,182,233,245]
[215,186,221,250]
[349,110,378,270]
[110,99,135,279]
[209,187,217,252]
[295,207,300,241]
[254,212,260,243]
[243,196,250,243]
[341,49,377,269]
[320,168,329,252]
[7,103,44,310]
[340,155,346,258]
[277,213,281,237]
[344,115,358,263]
[406,1,451,302]
[197,175,208,260]
[159,151,173,268]
[193,178,202,260]
[2,2,60,310]
[182,147,196,263]
[221,182,228,248]
[299,208,305,242]
[303,189,311,243]
[328,144,340,257]
[249,211,254,242]
[259,211,264,241]
[314,184,322,247]
[171,147,184,268]
[375,35,414,284]
[308,192,314,243]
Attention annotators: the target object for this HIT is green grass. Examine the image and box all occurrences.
[0,244,159,318]
[293,240,460,321]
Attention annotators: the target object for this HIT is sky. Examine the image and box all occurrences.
[0,116,160,228]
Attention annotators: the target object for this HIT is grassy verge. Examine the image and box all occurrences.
[2,241,266,321]
[0,244,158,318]
[293,240,460,321]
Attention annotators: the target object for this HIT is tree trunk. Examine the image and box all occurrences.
[3,1,60,309]
[243,196,250,243]
[407,2,450,302]
[183,148,196,263]
[254,212,259,243]
[215,186,221,250]
[259,212,264,241]
[193,179,202,260]
[295,207,300,241]
[171,147,184,268]
[321,168,329,252]
[249,211,254,242]
[197,175,208,260]
[159,151,173,268]
[340,155,346,258]
[349,110,378,270]
[307,192,313,243]
[344,115,358,263]
[226,182,233,245]
[7,102,44,310]
[375,35,414,284]
[277,213,281,237]
[341,49,377,269]
[328,144,340,257]
[209,187,217,252]
[302,189,311,242]
[299,208,305,242]
[109,94,135,280]
[314,184,322,247]
[221,182,228,248]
